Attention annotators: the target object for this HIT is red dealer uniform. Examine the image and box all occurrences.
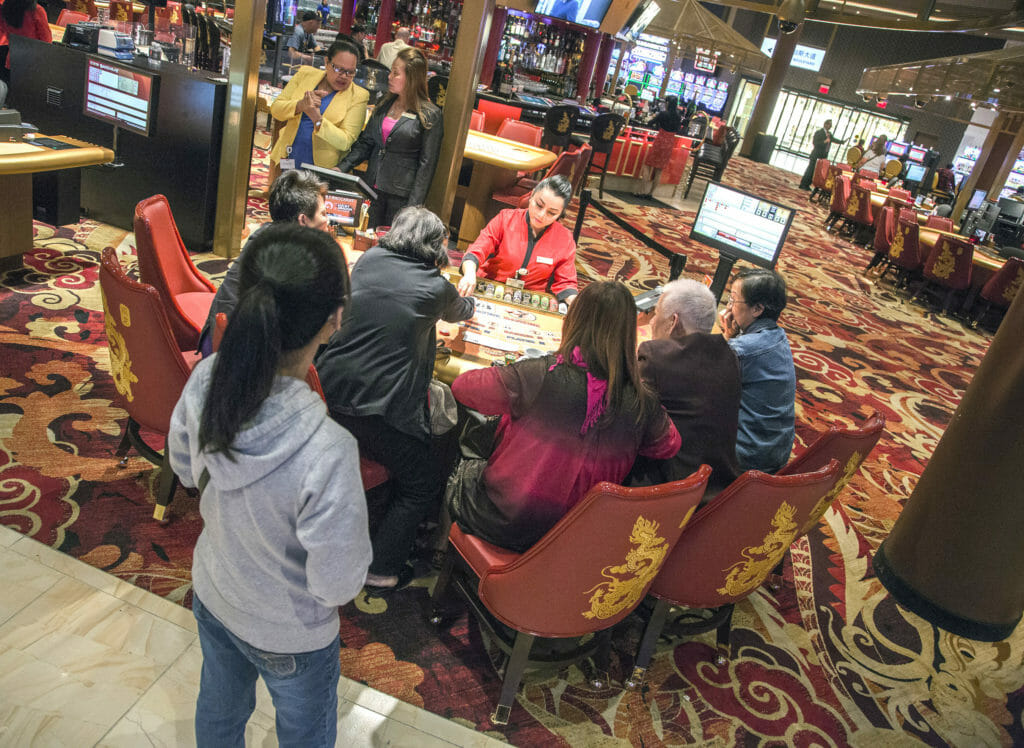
[463,209,578,301]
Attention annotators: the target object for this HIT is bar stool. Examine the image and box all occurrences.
[584,113,625,199]
[541,104,579,153]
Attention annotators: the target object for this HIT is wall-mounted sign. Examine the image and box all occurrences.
[760,38,827,72]
[695,46,719,73]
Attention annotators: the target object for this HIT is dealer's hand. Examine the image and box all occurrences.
[457,264,477,297]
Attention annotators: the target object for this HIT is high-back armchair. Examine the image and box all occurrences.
[626,461,841,689]
[915,233,974,313]
[99,248,197,522]
[134,195,216,352]
[431,466,712,725]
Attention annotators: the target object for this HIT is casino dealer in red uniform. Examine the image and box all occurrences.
[457,176,579,305]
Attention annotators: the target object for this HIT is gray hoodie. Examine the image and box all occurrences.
[168,355,372,653]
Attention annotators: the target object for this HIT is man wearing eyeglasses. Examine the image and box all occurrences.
[270,39,369,171]
[719,268,796,474]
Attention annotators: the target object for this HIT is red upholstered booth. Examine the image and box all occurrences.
[134,195,216,352]
[431,467,712,725]
[626,461,842,689]
[99,248,199,522]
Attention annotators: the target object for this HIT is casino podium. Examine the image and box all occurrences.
[0,135,114,269]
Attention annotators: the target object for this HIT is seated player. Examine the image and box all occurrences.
[197,170,329,356]
[718,268,796,474]
[456,175,579,306]
[627,279,741,499]
[448,281,680,553]
[316,207,475,592]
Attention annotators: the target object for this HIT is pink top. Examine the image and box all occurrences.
[381,115,398,142]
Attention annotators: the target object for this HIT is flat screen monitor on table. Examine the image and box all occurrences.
[323,192,361,227]
[690,182,795,270]
[536,0,612,28]
[299,163,378,202]
[968,189,986,211]
[82,56,159,137]
[904,163,926,182]
[908,145,928,163]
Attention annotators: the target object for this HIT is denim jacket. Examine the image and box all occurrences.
[727,317,796,473]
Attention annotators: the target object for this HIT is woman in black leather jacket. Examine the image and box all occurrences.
[338,47,443,227]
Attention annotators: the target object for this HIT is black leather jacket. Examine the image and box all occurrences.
[337,94,443,204]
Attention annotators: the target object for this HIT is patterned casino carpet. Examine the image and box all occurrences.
[2,147,1023,746]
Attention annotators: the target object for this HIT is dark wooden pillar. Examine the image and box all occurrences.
[591,34,614,100]
[739,23,800,157]
[480,6,507,92]
[374,0,395,56]
[874,281,1024,641]
[576,28,601,102]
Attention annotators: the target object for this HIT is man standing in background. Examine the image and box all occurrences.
[799,119,843,190]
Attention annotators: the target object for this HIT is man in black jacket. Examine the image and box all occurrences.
[799,119,843,190]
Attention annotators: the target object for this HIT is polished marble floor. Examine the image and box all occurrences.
[0,525,505,747]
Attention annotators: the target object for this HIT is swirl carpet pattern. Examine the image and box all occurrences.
[1,150,1022,746]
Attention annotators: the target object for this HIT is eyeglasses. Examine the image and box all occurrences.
[329,63,357,77]
[727,296,748,307]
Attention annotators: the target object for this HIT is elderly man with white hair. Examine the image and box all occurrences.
[627,279,742,500]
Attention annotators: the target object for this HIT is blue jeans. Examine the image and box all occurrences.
[193,595,340,748]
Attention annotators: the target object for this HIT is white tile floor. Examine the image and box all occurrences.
[0,525,506,747]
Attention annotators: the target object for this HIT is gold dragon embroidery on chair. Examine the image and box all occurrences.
[557,112,571,134]
[889,227,906,259]
[932,240,956,279]
[716,501,799,597]
[845,189,860,216]
[436,83,447,108]
[101,291,138,402]
[800,452,861,534]
[602,121,616,141]
[582,515,673,620]
[1002,268,1024,302]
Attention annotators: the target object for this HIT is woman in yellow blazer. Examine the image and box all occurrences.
[269,38,369,170]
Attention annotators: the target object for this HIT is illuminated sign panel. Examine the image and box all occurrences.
[760,38,827,72]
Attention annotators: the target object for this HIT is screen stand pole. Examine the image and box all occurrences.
[106,123,124,169]
[708,253,737,305]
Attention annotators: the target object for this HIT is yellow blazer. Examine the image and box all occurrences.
[269,67,369,167]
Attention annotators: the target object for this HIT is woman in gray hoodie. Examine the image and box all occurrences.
[168,223,372,747]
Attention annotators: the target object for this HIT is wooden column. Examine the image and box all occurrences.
[480,6,508,92]
[338,0,353,33]
[425,0,496,225]
[951,112,1009,221]
[874,280,1024,641]
[591,33,614,99]
[374,0,396,56]
[212,0,267,259]
[740,23,801,157]
[576,28,601,103]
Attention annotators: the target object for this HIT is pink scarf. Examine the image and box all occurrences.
[549,346,608,435]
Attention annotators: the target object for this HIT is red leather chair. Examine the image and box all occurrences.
[879,209,924,289]
[491,148,581,210]
[100,248,199,522]
[778,412,885,536]
[212,313,390,492]
[913,233,974,314]
[57,9,90,25]
[888,188,913,203]
[808,158,831,203]
[824,174,852,231]
[842,182,874,241]
[134,195,217,352]
[819,162,851,206]
[569,142,592,197]
[626,461,841,689]
[495,118,543,147]
[925,214,954,231]
[477,99,522,135]
[866,205,897,273]
[469,109,486,132]
[431,467,712,725]
[973,256,1024,328]
[858,169,879,181]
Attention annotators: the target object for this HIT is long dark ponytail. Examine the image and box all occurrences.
[199,224,349,455]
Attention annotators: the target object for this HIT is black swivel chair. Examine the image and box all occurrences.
[541,104,579,152]
[683,127,740,199]
[355,59,390,105]
[585,113,626,199]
